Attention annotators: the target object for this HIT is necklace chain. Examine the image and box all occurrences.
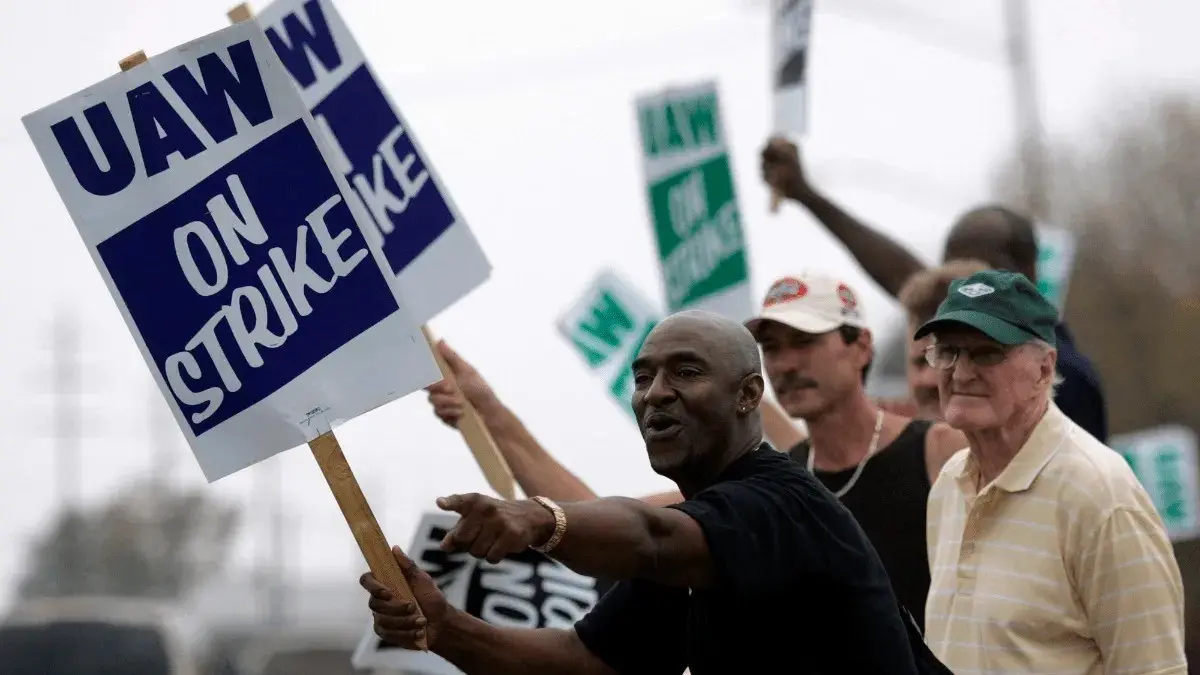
[806,409,885,499]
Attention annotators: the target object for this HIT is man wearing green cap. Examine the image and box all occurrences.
[918,270,1186,675]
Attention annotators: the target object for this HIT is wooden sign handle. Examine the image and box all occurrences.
[769,189,783,214]
[307,431,425,649]
[121,31,427,649]
[421,326,518,500]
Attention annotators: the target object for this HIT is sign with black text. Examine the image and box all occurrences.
[772,0,815,135]
[352,512,615,673]
[22,21,440,481]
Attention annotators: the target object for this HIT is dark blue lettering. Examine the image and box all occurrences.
[127,81,206,178]
[50,103,136,196]
[162,40,274,144]
[265,0,343,89]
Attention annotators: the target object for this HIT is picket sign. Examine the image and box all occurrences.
[227,1,515,499]
[557,269,661,420]
[768,0,815,213]
[113,46,428,644]
[636,81,754,322]
[352,512,614,673]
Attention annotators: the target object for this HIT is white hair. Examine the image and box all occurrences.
[1028,339,1063,400]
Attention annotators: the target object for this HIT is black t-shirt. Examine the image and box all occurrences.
[574,445,918,675]
[1053,322,1108,443]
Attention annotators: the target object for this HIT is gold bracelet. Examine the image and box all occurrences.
[530,496,566,554]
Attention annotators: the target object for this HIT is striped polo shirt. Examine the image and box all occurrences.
[925,403,1187,674]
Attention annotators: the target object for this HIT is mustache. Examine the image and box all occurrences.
[773,371,818,394]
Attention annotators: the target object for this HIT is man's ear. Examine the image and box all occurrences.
[738,373,766,414]
[1038,348,1058,388]
[857,328,876,369]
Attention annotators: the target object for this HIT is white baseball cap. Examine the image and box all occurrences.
[745,271,868,336]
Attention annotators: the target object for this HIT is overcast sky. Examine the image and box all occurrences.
[1,0,1198,612]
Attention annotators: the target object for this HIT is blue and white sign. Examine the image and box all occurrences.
[253,0,491,322]
[22,21,440,481]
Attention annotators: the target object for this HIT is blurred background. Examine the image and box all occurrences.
[0,0,1197,672]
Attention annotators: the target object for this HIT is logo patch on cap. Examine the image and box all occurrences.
[836,283,858,316]
[958,282,995,299]
[763,277,807,307]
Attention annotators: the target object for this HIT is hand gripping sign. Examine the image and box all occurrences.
[228,0,515,499]
[351,512,615,673]
[23,21,439,643]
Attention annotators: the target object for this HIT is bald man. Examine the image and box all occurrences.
[364,311,919,675]
[760,136,1108,442]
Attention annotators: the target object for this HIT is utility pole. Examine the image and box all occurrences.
[47,309,86,594]
[1002,0,1051,217]
[147,385,177,486]
[51,311,84,514]
[256,457,287,626]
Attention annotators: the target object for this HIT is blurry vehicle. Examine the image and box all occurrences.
[0,596,239,675]
[234,631,357,675]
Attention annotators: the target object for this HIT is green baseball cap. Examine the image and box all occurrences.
[913,270,1058,347]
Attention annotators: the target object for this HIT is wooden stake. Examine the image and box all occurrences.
[421,326,517,500]
[121,35,427,649]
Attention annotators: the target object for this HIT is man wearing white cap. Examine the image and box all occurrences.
[745,271,965,631]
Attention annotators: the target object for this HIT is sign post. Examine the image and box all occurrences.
[635,82,754,322]
[228,0,515,499]
[557,270,661,418]
[769,0,815,212]
[1112,425,1200,543]
[24,22,445,639]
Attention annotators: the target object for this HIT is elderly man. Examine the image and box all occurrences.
[917,270,1187,674]
[363,310,919,674]
[895,259,991,420]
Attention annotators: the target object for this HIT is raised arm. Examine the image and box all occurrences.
[761,136,926,297]
[425,340,596,502]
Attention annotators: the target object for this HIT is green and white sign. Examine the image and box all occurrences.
[558,270,662,418]
[635,82,753,321]
[1035,225,1077,313]
[1112,425,1200,542]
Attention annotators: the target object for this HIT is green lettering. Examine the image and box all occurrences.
[570,291,635,368]
[609,320,658,407]
[1153,449,1186,523]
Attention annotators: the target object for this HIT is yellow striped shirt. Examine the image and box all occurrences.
[925,404,1187,674]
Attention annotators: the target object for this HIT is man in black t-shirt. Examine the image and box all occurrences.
[361,310,918,675]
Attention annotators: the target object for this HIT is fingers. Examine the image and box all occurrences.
[436,493,476,515]
[437,340,471,374]
[373,619,428,650]
[424,378,457,396]
[368,596,420,617]
[359,572,390,597]
[391,545,418,578]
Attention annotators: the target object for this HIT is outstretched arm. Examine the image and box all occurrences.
[762,137,926,297]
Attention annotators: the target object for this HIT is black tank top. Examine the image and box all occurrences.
[790,421,933,631]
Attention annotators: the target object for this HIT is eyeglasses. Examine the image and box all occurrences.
[924,343,1012,370]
